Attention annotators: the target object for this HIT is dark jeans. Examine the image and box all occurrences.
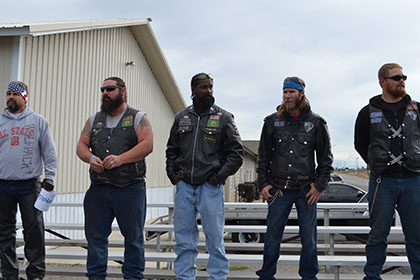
[257,186,318,280]
[364,175,420,280]
[0,179,45,280]
[84,181,146,280]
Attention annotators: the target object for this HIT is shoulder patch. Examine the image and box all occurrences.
[408,110,417,121]
[304,122,314,133]
[122,115,134,127]
[274,121,285,127]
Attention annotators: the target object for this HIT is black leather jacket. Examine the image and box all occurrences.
[166,104,244,186]
[257,110,333,192]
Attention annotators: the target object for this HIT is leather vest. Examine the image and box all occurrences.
[268,113,321,182]
[89,107,146,187]
[368,102,420,175]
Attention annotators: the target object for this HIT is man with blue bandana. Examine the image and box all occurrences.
[0,81,57,280]
[256,77,333,280]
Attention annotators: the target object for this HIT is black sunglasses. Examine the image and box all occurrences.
[100,85,121,93]
[384,75,407,81]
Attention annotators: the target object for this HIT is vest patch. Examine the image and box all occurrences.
[180,116,191,126]
[304,122,314,133]
[209,114,220,120]
[370,112,382,118]
[203,134,217,143]
[370,118,382,124]
[274,121,285,127]
[122,115,134,127]
[370,111,383,124]
[207,119,220,128]
[408,110,417,121]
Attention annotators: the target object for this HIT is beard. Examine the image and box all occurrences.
[389,85,406,98]
[192,94,215,114]
[284,95,302,112]
[7,100,21,113]
[101,91,124,114]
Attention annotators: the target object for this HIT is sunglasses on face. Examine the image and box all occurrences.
[100,85,121,93]
[384,75,407,81]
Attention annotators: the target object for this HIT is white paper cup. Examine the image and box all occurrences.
[34,188,57,212]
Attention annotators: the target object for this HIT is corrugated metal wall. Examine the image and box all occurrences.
[0,36,14,106]
[225,154,257,202]
[18,27,174,194]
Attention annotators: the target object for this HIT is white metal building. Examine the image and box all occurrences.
[0,19,257,238]
[0,19,186,230]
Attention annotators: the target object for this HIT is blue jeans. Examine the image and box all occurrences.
[257,186,318,280]
[174,180,228,280]
[364,175,420,280]
[84,181,146,280]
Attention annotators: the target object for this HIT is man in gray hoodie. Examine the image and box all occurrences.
[0,81,58,280]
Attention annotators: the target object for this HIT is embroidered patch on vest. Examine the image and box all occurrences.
[370,111,383,124]
[370,118,382,124]
[408,110,417,121]
[207,119,220,128]
[180,116,192,126]
[122,115,134,127]
[203,135,217,143]
[274,121,285,127]
[409,103,418,111]
[209,114,220,120]
[304,122,314,133]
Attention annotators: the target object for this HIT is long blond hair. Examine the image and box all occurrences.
[277,77,310,117]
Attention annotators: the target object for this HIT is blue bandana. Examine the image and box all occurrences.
[283,80,304,91]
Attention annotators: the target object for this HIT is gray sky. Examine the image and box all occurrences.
[2,0,420,168]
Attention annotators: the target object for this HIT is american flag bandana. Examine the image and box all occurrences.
[7,83,28,101]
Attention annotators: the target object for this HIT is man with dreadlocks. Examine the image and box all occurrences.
[256,77,333,280]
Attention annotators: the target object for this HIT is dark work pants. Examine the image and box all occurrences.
[0,180,45,280]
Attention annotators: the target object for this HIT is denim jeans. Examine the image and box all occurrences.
[364,174,420,280]
[257,186,318,280]
[174,180,228,280]
[84,181,146,280]
[0,179,45,280]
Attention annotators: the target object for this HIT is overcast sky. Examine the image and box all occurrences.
[2,0,420,168]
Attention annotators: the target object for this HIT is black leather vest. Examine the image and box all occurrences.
[89,107,146,187]
[269,113,321,182]
[368,102,420,175]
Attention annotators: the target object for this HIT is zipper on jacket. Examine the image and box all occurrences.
[191,115,201,185]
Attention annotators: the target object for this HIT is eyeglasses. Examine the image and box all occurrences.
[383,75,407,81]
[100,85,121,93]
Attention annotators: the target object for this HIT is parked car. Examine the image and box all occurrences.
[229,182,369,243]
[319,182,367,203]
[329,173,344,182]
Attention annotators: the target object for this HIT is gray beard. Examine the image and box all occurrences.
[7,100,20,113]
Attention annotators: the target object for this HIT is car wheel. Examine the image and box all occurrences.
[232,231,265,243]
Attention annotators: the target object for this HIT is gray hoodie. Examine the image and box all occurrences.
[0,107,57,180]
